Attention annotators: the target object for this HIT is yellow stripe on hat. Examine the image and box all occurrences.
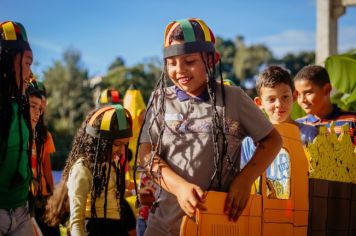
[194,19,211,42]
[100,109,115,131]
[100,89,109,104]
[88,106,112,126]
[164,22,180,47]
[2,22,17,40]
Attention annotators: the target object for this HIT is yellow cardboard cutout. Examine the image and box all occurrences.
[180,123,309,236]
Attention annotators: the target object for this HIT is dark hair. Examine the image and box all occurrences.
[0,46,32,174]
[294,65,330,87]
[45,108,128,225]
[134,19,229,208]
[256,66,294,96]
[27,85,49,196]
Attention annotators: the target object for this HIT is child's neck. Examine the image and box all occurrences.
[314,102,333,119]
[271,117,295,125]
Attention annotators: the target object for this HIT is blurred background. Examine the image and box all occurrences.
[2,0,355,172]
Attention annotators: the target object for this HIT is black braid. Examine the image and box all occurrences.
[202,52,228,190]
[90,138,102,218]
[103,152,112,219]
[133,70,165,206]
[133,68,167,207]
[34,114,48,195]
[117,144,128,219]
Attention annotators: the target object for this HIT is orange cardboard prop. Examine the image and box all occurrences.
[180,123,309,236]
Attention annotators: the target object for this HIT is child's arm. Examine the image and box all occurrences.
[139,143,205,217]
[67,163,91,236]
[42,152,54,193]
[225,128,282,221]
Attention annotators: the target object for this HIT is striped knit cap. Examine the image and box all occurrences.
[0,21,31,51]
[163,18,216,59]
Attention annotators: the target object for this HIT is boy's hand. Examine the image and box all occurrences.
[175,182,206,218]
[224,176,252,222]
[138,186,156,206]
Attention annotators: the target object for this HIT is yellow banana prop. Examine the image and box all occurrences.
[123,84,146,169]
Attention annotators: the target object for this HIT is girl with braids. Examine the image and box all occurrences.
[0,21,34,235]
[137,18,282,235]
[45,105,133,236]
[27,84,60,235]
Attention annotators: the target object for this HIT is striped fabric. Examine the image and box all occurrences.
[296,104,356,145]
[163,18,214,48]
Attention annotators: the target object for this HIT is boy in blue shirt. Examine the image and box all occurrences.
[241,66,318,198]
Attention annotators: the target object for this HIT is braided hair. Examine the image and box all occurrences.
[45,105,132,225]
[134,18,230,206]
[0,21,33,186]
[27,85,46,196]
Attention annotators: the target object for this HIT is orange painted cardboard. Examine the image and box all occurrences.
[180,123,309,236]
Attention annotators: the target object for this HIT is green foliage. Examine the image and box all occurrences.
[43,48,94,169]
[41,36,347,170]
[102,57,161,102]
[291,102,306,120]
[233,36,273,81]
[326,52,356,111]
[278,51,315,76]
[108,56,125,71]
[215,37,239,84]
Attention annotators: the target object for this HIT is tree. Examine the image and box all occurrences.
[278,51,315,76]
[215,37,238,84]
[102,57,161,102]
[234,36,273,81]
[43,48,93,168]
[108,56,125,71]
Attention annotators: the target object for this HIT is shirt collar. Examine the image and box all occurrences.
[174,86,210,102]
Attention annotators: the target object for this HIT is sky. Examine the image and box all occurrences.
[1,0,356,78]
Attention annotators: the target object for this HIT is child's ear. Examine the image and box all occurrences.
[323,83,332,95]
[292,90,298,102]
[254,97,262,107]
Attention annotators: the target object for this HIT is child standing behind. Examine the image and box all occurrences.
[46,105,133,236]
[294,65,356,145]
[27,84,60,235]
[138,18,282,235]
[241,66,318,198]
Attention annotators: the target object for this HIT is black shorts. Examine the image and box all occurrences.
[85,218,129,236]
[121,198,136,231]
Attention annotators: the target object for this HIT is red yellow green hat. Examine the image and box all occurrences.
[99,88,121,105]
[0,21,31,51]
[163,18,216,59]
[86,105,132,140]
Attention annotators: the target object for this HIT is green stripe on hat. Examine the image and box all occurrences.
[113,105,128,130]
[15,22,28,42]
[177,19,195,43]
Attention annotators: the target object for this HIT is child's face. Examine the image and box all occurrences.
[29,95,42,129]
[294,79,331,116]
[255,83,295,124]
[166,41,208,96]
[14,50,33,95]
[112,138,130,159]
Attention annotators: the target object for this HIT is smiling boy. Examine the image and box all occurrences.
[241,66,318,198]
[294,65,356,145]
